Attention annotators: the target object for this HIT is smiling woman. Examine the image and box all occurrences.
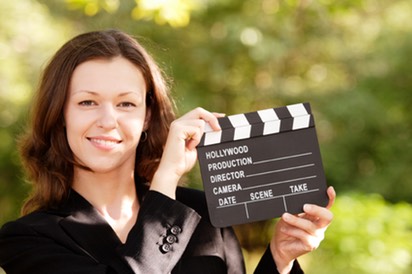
[14,30,174,215]
[64,57,150,240]
[65,57,148,178]
[0,29,334,274]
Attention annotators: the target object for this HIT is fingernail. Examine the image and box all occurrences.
[304,204,312,211]
[283,213,292,221]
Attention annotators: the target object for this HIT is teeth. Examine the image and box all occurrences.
[91,139,119,146]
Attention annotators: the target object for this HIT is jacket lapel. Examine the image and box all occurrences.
[59,190,133,273]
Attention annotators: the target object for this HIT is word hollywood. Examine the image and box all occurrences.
[204,145,249,160]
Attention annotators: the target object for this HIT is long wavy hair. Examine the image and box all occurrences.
[20,30,175,215]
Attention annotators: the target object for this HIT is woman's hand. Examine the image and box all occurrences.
[271,186,336,274]
[150,108,223,199]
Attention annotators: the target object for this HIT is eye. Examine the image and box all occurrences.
[79,100,97,106]
[118,102,136,108]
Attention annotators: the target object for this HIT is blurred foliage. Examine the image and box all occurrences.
[0,0,74,224]
[301,193,412,273]
[237,192,412,273]
[64,0,202,27]
[1,0,412,273]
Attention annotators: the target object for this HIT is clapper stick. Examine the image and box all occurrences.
[196,102,329,228]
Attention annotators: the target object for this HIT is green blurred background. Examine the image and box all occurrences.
[0,0,411,273]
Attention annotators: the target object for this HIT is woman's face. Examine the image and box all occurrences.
[64,56,148,174]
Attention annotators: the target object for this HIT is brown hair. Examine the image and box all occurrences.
[20,30,175,215]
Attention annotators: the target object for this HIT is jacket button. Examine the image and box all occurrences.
[161,243,171,253]
[170,225,182,235]
[166,234,177,244]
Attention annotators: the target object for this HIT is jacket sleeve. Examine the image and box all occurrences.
[118,190,202,273]
[254,245,304,274]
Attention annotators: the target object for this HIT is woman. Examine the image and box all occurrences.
[0,30,335,273]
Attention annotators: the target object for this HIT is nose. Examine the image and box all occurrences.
[96,104,118,129]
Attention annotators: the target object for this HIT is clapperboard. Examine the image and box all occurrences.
[196,102,329,227]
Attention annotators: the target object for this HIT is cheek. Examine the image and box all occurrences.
[64,112,90,151]
[119,115,145,142]
[124,118,145,139]
[64,123,81,155]
[65,118,87,138]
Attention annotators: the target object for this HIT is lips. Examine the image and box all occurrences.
[87,137,122,149]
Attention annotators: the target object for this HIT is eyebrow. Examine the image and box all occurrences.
[73,90,144,97]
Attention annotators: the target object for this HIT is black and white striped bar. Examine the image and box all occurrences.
[199,103,314,147]
[196,102,329,228]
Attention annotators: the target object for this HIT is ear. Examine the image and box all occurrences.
[143,108,151,131]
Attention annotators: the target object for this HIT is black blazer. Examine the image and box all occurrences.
[0,187,302,273]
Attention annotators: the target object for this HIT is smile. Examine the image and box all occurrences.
[87,137,122,148]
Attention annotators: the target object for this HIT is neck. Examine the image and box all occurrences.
[73,168,137,203]
[72,168,139,243]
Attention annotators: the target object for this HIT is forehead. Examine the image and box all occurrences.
[69,57,146,95]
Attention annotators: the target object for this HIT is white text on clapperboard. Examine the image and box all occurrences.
[204,145,309,207]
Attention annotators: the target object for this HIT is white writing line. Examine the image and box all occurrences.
[244,204,249,219]
[283,196,287,212]
[243,175,317,191]
[246,163,315,178]
[216,189,320,209]
[253,152,313,165]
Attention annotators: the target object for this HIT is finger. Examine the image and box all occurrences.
[281,212,318,236]
[303,204,334,228]
[185,128,203,150]
[279,216,322,251]
[184,108,223,131]
[326,186,336,209]
[212,112,226,118]
[208,112,225,130]
[182,122,205,143]
[169,119,204,147]
[180,108,216,123]
[201,111,222,131]
[298,186,335,227]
